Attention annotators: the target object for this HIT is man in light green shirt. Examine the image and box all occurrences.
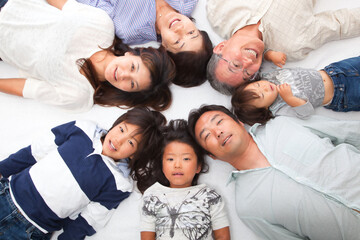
[188,104,360,240]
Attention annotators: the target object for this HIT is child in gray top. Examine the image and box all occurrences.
[231,56,360,125]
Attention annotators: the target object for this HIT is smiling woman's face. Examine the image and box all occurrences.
[158,12,203,53]
[104,52,151,92]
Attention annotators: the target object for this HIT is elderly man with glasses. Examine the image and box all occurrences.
[206,0,360,95]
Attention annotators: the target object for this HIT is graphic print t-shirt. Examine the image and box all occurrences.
[140,183,229,240]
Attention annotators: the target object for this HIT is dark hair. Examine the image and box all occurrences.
[231,81,274,125]
[164,30,213,87]
[138,119,208,193]
[102,107,167,191]
[187,105,238,152]
[206,53,236,95]
[78,37,176,111]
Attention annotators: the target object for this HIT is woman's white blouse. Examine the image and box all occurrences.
[0,0,114,112]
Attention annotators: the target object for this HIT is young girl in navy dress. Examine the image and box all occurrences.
[140,119,230,240]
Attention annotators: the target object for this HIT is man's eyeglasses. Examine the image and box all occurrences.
[217,54,257,81]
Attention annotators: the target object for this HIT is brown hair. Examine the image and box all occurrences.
[79,37,176,111]
[164,30,213,87]
[137,119,209,193]
[231,81,274,125]
[103,107,167,192]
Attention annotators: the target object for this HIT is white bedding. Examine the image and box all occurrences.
[0,0,360,239]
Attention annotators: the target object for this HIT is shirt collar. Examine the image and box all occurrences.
[91,127,131,178]
[226,123,270,185]
[92,126,107,154]
[114,158,131,178]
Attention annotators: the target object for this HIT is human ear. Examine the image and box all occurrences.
[207,153,217,160]
[237,120,245,127]
[213,41,227,54]
[196,164,202,174]
[161,42,168,49]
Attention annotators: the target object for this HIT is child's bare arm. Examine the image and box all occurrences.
[0,78,25,96]
[141,231,156,240]
[277,83,306,107]
[213,226,231,240]
[264,50,287,68]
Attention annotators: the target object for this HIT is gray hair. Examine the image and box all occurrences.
[206,53,236,95]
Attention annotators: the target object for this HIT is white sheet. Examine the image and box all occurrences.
[0,0,360,239]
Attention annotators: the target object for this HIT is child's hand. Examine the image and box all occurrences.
[277,83,293,99]
[264,50,287,68]
[277,83,306,107]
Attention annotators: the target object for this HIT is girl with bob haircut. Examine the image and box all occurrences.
[0,0,176,112]
[0,107,167,239]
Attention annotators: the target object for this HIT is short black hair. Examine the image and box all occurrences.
[187,104,238,143]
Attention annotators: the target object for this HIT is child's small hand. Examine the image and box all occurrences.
[277,83,306,107]
[277,83,293,99]
[264,50,287,68]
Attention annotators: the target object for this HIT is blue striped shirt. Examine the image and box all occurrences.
[76,0,198,44]
[0,120,133,239]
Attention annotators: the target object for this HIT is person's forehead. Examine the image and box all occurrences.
[196,111,226,130]
[120,122,142,139]
[246,82,257,91]
[182,35,203,52]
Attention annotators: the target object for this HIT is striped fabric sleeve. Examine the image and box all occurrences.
[167,0,198,17]
[58,197,128,238]
[58,215,96,240]
[78,175,131,234]
[0,121,80,178]
[30,121,78,161]
[0,146,36,178]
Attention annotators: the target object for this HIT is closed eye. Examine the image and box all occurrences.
[232,62,240,68]
[204,132,210,142]
[217,119,223,125]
